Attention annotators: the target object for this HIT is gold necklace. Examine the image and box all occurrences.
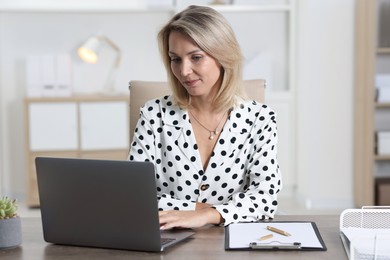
[189,110,228,140]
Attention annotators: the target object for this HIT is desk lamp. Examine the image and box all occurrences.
[77,35,121,94]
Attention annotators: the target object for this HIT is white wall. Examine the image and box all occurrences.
[295,0,355,209]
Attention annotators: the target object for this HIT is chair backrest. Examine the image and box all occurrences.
[128,79,265,142]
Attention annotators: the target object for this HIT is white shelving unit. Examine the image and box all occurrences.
[24,95,129,206]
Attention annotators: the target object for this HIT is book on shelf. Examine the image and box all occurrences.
[376,74,390,103]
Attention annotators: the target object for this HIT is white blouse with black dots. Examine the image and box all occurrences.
[128,95,282,226]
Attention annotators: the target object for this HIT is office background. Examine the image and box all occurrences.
[0,0,354,211]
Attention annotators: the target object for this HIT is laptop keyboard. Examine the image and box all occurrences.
[161,237,176,245]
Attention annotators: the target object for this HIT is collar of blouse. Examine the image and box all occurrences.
[162,96,259,134]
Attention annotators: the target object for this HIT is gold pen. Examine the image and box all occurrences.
[266,226,291,236]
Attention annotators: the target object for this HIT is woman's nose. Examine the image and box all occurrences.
[180,60,192,76]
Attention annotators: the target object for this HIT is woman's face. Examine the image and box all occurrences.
[168,31,223,98]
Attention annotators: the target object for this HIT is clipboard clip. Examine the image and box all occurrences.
[249,241,302,250]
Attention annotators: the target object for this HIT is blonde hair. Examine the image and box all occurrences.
[158,5,246,110]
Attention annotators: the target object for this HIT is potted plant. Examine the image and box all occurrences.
[0,196,22,249]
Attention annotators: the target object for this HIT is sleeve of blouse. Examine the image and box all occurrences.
[213,106,282,226]
[127,107,156,163]
[127,105,196,211]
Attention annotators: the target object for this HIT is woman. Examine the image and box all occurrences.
[128,5,282,229]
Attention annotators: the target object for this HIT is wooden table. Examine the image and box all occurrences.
[0,215,347,260]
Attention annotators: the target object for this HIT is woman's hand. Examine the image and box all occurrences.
[159,206,223,230]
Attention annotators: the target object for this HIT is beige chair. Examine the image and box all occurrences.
[128,79,265,142]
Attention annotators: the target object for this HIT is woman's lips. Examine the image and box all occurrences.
[184,79,199,87]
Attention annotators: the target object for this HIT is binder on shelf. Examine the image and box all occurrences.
[225,221,327,251]
[340,207,390,260]
[377,87,390,103]
[56,54,72,97]
[26,55,43,97]
[25,54,73,97]
[375,74,390,103]
[377,131,390,155]
[42,54,57,97]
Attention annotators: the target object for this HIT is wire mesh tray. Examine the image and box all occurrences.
[340,206,390,260]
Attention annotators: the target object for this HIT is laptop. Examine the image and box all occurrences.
[35,157,194,252]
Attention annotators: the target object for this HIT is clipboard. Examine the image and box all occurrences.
[225,221,327,251]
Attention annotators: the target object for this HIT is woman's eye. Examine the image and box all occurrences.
[192,56,202,62]
[170,57,181,63]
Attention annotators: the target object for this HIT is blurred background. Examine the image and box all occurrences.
[0,0,389,216]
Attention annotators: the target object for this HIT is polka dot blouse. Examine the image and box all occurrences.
[128,95,282,226]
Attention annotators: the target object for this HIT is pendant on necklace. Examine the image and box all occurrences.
[209,130,218,140]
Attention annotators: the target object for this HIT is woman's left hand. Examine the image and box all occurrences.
[159,207,222,229]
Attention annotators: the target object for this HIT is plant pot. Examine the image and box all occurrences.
[0,217,22,249]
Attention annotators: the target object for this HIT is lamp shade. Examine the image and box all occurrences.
[77,36,102,64]
[77,35,121,94]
